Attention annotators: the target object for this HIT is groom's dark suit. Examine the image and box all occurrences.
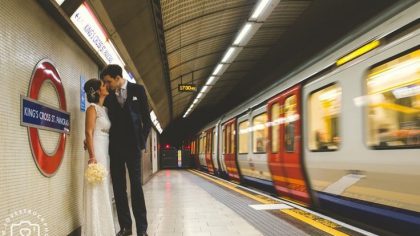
[104,81,152,233]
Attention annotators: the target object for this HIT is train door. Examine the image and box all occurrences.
[212,128,220,175]
[267,84,311,206]
[219,126,228,176]
[205,129,215,174]
[199,133,208,170]
[237,114,250,181]
[223,119,240,182]
[192,139,200,169]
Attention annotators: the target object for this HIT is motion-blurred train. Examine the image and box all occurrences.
[187,3,419,235]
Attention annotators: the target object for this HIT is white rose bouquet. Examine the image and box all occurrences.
[85,162,108,184]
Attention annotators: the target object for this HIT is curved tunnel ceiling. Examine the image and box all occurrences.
[90,0,411,141]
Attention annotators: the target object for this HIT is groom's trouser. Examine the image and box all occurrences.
[110,151,147,233]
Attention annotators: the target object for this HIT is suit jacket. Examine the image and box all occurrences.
[104,82,152,155]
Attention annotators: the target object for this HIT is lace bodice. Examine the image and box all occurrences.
[90,103,111,136]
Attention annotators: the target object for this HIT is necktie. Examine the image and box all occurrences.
[117,88,125,107]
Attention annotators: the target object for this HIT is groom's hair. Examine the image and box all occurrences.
[100,64,122,80]
[84,79,101,103]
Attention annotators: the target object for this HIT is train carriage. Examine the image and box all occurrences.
[192,3,420,234]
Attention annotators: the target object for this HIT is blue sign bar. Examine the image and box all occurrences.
[21,96,70,134]
[80,75,86,112]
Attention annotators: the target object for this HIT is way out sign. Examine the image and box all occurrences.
[178,84,197,92]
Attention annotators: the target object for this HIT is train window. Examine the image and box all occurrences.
[230,125,236,154]
[253,113,268,153]
[308,84,342,151]
[366,49,420,149]
[285,95,298,152]
[271,103,280,153]
[239,121,249,154]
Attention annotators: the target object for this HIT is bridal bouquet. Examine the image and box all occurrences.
[85,163,108,184]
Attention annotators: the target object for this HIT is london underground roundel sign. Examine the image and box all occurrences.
[22,60,70,177]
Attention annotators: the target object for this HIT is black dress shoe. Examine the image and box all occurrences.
[116,228,132,236]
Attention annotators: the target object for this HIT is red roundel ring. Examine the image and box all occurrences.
[28,60,67,177]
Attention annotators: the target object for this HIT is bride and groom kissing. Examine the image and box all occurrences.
[83,64,152,236]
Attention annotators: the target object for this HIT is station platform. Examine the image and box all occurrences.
[138,170,374,236]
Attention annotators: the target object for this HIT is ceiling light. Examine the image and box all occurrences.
[206,76,215,86]
[213,64,224,75]
[251,0,271,20]
[55,0,66,5]
[233,23,252,46]
[200,86,209,93]
[222,47,236,63]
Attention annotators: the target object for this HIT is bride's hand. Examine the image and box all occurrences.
[88,158,97,164]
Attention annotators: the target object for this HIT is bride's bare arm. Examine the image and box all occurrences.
[85,106,97,164]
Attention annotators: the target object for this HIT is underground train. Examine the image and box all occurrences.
[188,3,419,235]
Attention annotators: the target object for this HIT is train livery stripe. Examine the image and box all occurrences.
[316,191,420,234]
[190,170,351,236]
[271,175,306,185]
[242,176,273,186]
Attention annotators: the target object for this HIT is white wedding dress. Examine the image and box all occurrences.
[82,103,116,236]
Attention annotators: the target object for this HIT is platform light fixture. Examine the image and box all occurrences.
[250,0,271,20]
[233,23,252,46]
[54,0,66,5]
[200,86,209,93]
[213,64,224,75]
[222,47,236,63]
[150,111,163,133]
[205,76,216,86]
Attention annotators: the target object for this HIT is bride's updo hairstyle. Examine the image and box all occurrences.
[84,78,102,103]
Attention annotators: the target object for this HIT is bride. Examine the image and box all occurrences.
[82,78,116,235]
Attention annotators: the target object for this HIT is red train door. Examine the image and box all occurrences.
[205,128,215,174]
[267,85,310,206]
[193,139,200,169]
[223,119,240,182]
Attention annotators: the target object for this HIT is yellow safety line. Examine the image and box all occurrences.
[190,170,272,204]
[189,170,349,236]
[282,209,348,236]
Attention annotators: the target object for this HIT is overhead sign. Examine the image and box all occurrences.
[178,84,197,92]
[21,60,69,177]
[70,2,135,83]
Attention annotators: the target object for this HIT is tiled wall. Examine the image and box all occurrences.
[0,0,98,234]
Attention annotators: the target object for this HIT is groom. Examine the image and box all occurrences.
[101,64,152,236]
